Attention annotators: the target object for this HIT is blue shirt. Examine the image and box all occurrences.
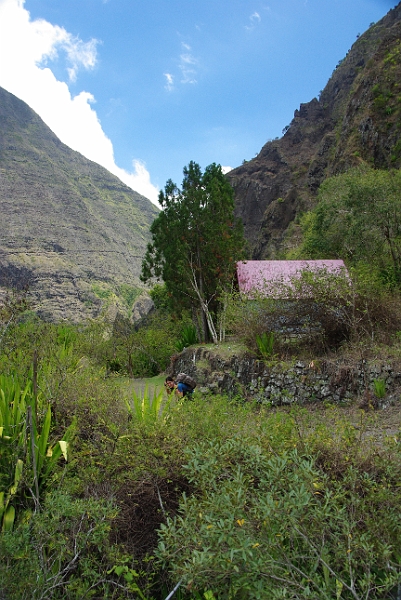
[177,382,193,395]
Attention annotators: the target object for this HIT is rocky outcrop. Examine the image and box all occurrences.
[0,87,159,322]
[228,3,401,259]
[169,347,401,406]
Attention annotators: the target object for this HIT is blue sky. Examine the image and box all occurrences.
[0,0,397,204]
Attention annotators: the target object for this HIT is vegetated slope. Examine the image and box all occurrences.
[228,2,401,259]
[0,86,159,321]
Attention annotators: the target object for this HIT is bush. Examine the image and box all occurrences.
[0,491,118,599]
[157,433,401,599]
[108,312,179,377]
[226,268,401,356]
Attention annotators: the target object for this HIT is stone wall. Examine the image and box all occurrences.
[169,347,401,406]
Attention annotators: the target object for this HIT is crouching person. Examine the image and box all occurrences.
[164,373,196,398]
[176,372,196,397]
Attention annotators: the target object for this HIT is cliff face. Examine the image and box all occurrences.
[0,87,159,321]
[228,3,401,259]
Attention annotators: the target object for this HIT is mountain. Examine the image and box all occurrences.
[228,2,401,259]
[0,86,159,321]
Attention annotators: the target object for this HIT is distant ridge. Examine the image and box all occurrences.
[0,86,159,321]
[228,2,401,259]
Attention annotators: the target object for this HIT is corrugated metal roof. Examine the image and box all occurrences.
[236,260,347,296]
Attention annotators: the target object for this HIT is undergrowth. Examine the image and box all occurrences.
[1,320,401,598]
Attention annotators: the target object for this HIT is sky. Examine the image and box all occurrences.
[0,0,398,206]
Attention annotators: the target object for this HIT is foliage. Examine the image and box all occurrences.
[118,283,141,309]
[299,167,401,285]
[149,283,172,312]
[0,491,118,600]
[373,378,386,399]
[157,432,401,599]
[0,374,76,530]
[141,161,245,343]
[108,312,179,377]
[226,267,401,354]
[0,285,31,349]
[176,323,199,352]
[255,331,276,359]
[126,387,173,427]
[2,314,401,598]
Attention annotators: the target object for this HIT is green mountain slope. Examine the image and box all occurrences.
[0,86,159,321]
[228,2,401,259]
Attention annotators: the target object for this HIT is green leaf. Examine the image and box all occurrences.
[10,459,24,495]
[336,579,343,599]
[36,406,52,475]
[2,505,15,533]
[58,440,68,461]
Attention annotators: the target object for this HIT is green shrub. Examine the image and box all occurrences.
[109,313,179,377]
[0,491,118,599]
[157,433,401,599]
[227,266,401,356]
[126,386,172,427]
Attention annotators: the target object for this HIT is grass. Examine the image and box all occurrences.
[195,341,248,359]
[127,374,166,398]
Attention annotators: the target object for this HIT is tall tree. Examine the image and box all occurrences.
[141,162,245,342]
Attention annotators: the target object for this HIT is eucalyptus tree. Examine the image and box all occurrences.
[141,162,245,342]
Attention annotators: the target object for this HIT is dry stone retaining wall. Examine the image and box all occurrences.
[169,347,401,406]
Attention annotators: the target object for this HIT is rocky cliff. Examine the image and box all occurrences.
[228,3,401,259]
[0,87,159,321]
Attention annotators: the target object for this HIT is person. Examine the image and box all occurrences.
[164,375,194,398]
[164,376,176,395]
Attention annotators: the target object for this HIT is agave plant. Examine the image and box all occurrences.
[175,324,198,352]
[256,331,276,359]
[126,386,172,426]
[373,378,386,399]
[0,374,75,531]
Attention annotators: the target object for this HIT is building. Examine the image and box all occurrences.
[236,260,347,298]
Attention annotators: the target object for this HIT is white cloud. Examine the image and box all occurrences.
[0,0,160,205]
[114,160,160,205]
[221,166,233,174]
[179,45,197,84]
[164,40,198,90]
[164,72,174,92]
[178,42,198,85]
[245,11,261,30]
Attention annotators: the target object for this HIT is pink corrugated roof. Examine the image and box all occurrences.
[237,260,347,296]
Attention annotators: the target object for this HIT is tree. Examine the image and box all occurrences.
[141,162,245,342]
[300,166,401,285]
